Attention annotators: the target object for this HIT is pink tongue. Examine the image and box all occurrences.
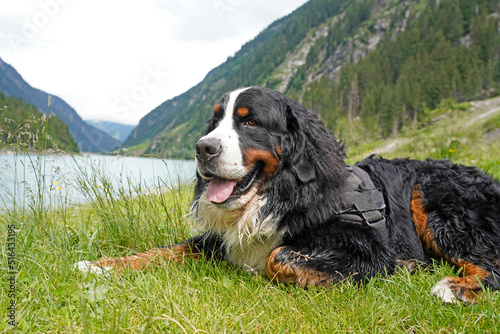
[206,178,237,203]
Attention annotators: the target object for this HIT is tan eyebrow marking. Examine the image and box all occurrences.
[237,107,249,117]
[214,104,221,114]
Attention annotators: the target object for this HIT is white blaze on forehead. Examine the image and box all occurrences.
[200,87,249,180]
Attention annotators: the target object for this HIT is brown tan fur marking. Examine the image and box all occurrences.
[275,145,282,156]
[93,243,202,274]
[214,104,221,114]
[411,185,490,303]
[266,247,332,288]
[237,107,249,117]
[446,260,491,303]
[411,185,442,256]
[245,148,280,177]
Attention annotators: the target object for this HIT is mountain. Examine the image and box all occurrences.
[124,0,500,159]
[85,120,135,143]
[0,57,118,152]
[0,93,79,152]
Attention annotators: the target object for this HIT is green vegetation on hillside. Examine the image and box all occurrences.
[0,93,79,152]
[123,0,500,159]
[302,0,500,138]
[123,0,352,158]
[345,97,500,179]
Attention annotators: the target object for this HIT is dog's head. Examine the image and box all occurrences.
[194,86,347,213]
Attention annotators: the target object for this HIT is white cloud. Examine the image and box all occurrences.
[1,0,308,125]
[156,0,306,43]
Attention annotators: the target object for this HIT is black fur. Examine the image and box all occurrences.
[188,87,500,302]
[358,157,500,288]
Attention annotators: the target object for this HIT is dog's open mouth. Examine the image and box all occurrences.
[206,163,262,204]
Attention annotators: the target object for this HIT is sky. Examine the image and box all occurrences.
[0,0,309,125]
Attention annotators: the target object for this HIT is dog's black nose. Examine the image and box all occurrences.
[196,137,221,163]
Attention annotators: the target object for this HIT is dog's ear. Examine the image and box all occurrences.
[283,102,316,183]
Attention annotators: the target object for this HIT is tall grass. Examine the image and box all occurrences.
[1,100,500,333]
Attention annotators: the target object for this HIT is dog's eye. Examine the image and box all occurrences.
[245,119,257,127]
[213,120,220,128]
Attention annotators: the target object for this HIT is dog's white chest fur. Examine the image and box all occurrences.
[192,194,283,273]
[223,227,282,274]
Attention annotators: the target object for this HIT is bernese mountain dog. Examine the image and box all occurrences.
[76,86,500,305]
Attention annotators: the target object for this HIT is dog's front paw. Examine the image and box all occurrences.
[74,260,113,275]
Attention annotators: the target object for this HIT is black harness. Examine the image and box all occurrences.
[335,165,389,243]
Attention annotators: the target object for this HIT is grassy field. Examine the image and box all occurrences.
[1,99,500,333]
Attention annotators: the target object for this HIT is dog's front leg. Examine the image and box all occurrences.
[75,232,223,275]
[265,246,334,288]
[75,242,201,275]
[265,244,394,289]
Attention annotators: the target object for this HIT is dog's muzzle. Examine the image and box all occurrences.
[195,137,221,165]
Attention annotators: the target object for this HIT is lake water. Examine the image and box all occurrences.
[0,154,196,209]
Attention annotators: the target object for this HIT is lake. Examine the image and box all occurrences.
[0,153,196,209]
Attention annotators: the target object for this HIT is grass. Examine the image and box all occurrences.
[1,99,500,333]
[344,98,500,177]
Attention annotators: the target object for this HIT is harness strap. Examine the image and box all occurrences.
[335,165,389,244]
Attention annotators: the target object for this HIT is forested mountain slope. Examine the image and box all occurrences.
[124,0,500,159]
[0,93,79,152]
[0,58,118,153]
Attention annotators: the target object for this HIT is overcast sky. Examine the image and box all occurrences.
[0,0,308,125]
